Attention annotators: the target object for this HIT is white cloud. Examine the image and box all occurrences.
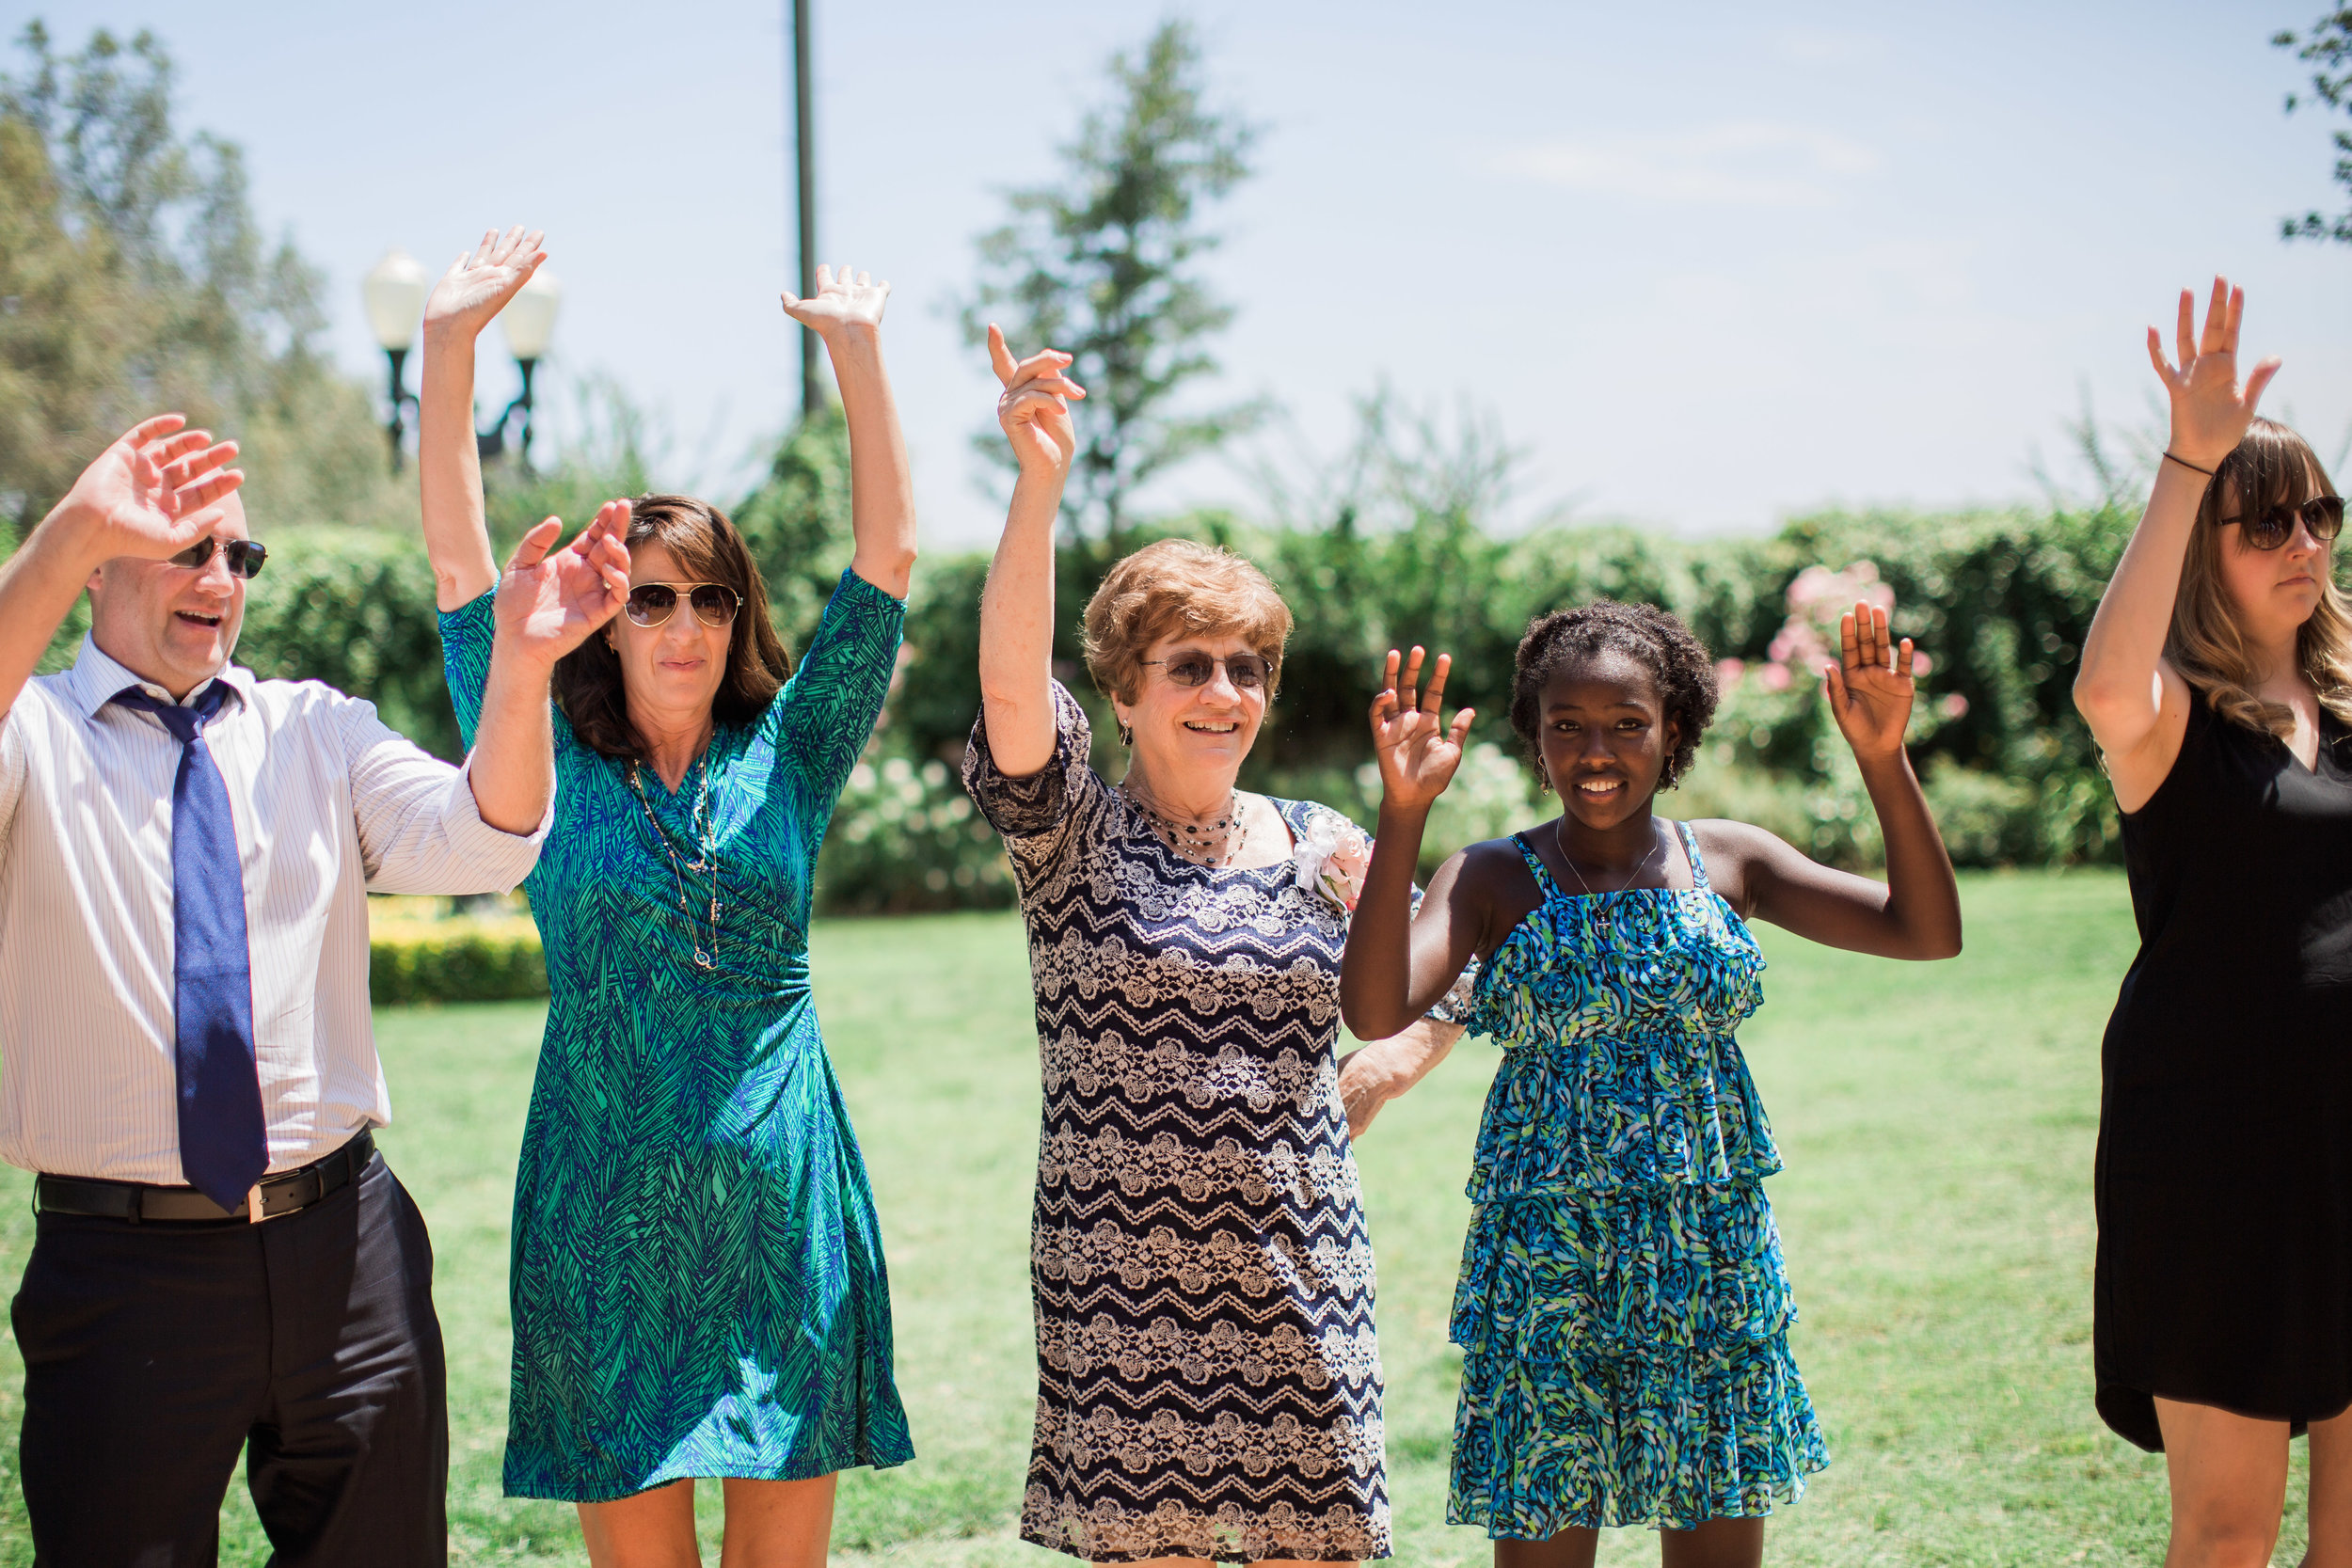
[1494,122,1885,209]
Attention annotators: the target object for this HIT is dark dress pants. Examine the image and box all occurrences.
[10,1150,447,1566]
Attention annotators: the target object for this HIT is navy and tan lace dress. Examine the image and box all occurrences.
[1447,823,1825,1538]
[964,681,1394,1564]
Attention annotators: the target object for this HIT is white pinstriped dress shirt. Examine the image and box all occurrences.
[0,635,548,1184]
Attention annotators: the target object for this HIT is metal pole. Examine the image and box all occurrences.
[793,0,819,421]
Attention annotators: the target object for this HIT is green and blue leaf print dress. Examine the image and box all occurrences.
[441,569,914,1502]
[1447,823,1825,1538]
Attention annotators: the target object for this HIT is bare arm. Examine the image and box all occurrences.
[0,418,244,718]
[977,325,1088,779]
[419,227,545,611]
[1340,648,1487,1039]
[464,505,630,832]
[2074,277,2278,813]
[1721,602,1960,958]
[783,265,915,598]
[1337,1019,1464,1139]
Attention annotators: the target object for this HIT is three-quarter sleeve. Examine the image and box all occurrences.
[437,587,499,752]
[769,567,907,832]
[961,678,1108,868]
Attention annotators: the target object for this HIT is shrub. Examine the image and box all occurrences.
[817,752,1017,915]
[368,898,547,1006]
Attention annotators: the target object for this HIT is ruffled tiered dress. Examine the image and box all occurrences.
[1447,823,1826,1538]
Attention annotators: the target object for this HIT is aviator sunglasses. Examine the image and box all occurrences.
[1139,650,1275,690]
[167,537,267,578]
[624,580,742,629]
[2224,495,2346,551]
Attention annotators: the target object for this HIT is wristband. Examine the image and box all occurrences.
[2163,450,2217,478]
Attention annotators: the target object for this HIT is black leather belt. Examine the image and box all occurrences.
[35,1130,375,1225]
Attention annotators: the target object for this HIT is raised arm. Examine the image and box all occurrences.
[462,503,630,832]
[0,417,244,718]
[1726,602,1961,959]
[419,225,546,611]
[782,264,916,599]
[2073,277,2280,811]
[976,325,1087,779]
[1341,648,1485,1040]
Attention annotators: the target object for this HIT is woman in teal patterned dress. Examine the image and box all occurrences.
[418,228,917,1564]
[1341,604,1963,1567]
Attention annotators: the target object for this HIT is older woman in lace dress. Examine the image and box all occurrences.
[961,328,1462,1567]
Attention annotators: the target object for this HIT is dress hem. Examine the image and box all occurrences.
[1446,1458,1824,1537]
[503,1443,916,1504]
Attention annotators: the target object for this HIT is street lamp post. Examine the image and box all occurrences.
[359,247,563,475]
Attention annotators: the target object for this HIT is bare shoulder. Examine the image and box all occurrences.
[1685,817,1802,916]
[1443,833,1547,957]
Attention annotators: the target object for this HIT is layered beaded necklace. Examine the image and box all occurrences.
[627,751,723,968]
[1122,779,1250,868]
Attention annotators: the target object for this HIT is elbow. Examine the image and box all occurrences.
[1341,997,1407,1042]
[2072,669,2133,729]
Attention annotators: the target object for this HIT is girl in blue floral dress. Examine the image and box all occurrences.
[1340,602,1963,1566]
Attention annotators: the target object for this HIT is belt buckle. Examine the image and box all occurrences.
[246,1184,264,1224]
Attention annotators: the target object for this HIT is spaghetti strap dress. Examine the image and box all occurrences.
[1447,822,1826,1537]
[2095,694,2352,1450]
[440,569,914,1501]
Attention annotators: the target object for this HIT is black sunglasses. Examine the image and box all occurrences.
[2225,495,2345,551]
[167,537,267,578]
[1140,651,1274,690]
[624,581,741,628]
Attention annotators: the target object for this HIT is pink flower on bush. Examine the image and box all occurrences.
[1715,657,1746,692]
[1939,692,1969,720]
[1758,662,1793,692]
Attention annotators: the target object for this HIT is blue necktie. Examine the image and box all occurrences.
[112,682,266,1210]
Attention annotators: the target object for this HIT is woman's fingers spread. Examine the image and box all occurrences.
[2146,326,2178,388]
[1839,609,1861,667]
[1448,706,1476,745]
[1897,637,1915,682]
[126,412,188,448]
[987,325,1019,386]
[2248,355,2284,408]
[1422,653,1452,712]
[2176,289,2196,369]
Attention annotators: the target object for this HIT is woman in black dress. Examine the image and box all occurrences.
[2074,277,2352,1565]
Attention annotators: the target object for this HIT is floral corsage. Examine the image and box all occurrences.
[1294,814,1374,915]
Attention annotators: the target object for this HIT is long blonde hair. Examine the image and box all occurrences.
[2169,417,2352,736]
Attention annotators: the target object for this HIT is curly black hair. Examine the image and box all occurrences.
[1510,600,1719,790]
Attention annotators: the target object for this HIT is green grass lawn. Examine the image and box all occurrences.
[0,870,2304,1563]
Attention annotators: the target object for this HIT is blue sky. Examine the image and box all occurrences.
[21,0,2352,544]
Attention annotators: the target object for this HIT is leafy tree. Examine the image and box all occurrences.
[959,20,1259,568]
[0,23,404,537]
[2276,8,2352,242]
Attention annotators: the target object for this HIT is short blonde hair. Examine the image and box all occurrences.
[1082,539,1294,704]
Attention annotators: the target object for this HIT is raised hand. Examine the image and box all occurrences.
[1823,600,1916,761]
[57,414,245,565]
[782,262,890,338]
[494,499,632,667]
[1367,646,1475,812]
[423,226,548,341]
[2147,276,2282,470]
[988,324,1085,474]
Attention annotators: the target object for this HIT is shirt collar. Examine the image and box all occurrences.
[61,635,255,721]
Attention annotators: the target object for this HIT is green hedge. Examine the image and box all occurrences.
[369,912,547,1006]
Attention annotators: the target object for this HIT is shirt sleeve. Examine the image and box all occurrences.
[337,689,550,895]
[438,587,498,752]
[0,703,33,879]
[769,567,908,836]
[961,678,1109,873]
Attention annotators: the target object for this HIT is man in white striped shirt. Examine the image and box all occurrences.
[0,416,628,1565]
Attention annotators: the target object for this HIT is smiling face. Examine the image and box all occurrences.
[608,540,734,731]
[1113,630,1270,793]
[86,490,251,698]
[1536,648,1682,832]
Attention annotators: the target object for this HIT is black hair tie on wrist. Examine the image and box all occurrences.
[2164,450,2217,478]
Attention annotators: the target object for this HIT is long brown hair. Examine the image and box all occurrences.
[552,495,793,761]
[2169,418,2352,736]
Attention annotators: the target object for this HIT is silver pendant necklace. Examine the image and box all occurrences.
[1556,816,1663,932]
[628,753,723,968]
[1122,780,1248,867]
